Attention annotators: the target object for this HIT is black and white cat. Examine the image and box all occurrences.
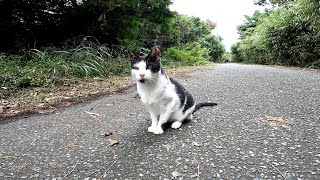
[130,46,217,134]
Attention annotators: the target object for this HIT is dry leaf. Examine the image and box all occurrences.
[63,102,72,107]
[262,116,293,128]
[108,139,119,146]
[192,141,202,147]
[171,170,182,178]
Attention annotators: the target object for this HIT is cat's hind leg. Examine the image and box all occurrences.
[186,114,193,121]
[171,112,193,129]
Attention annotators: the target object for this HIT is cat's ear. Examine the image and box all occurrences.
[150,46,160,62]
[129,50,138,61]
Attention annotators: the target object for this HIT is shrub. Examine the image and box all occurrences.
[162,43,209,66]
[200,35,225,62]
[232,0,320,68]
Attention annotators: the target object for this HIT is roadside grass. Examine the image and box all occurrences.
[0,40,130,99]
[0,40,212,117]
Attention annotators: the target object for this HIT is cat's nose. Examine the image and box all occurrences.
[140,74,145,78]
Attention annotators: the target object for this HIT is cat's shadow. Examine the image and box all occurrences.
[161,119,191,131]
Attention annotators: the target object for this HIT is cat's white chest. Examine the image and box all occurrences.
[137,75,178,106]
[137,81,166,105]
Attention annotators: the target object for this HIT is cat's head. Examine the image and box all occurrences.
[130,46,161,83]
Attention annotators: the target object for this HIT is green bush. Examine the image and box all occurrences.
[200,35,225,62]
[162,43,209,66]
[232,0,320,68]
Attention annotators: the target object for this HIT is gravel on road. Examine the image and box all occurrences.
[1,63,319,179]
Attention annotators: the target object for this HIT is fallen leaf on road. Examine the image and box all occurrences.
[192,141,202,147]
[262,115,293,129]
[63,102,72,107]
[171,170,182,178]
[108,139,119,146]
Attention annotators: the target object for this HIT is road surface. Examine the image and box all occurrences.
[1,63,319,179]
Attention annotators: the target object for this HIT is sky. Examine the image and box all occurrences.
[170,0,265,51]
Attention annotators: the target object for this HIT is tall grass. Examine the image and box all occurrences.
[0,39,130,98]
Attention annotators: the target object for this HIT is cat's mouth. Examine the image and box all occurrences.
[139,79,145,83]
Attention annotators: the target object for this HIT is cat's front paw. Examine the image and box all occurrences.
[148,126,157,133]
[171,121,182,129]
[153,127,164,134]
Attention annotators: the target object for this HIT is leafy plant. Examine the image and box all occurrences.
[232,0,320,68]
[163,43,209,66]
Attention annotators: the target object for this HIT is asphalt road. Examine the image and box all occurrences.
[1,63,319,179]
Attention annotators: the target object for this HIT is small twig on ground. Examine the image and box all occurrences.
[99,156,121,179]
[199,133,232,145]
[85,111,101,117]
[197,161,200,180]
[87,169,100,177]
[0,156,16,159]
[31,138,40,145]
[268,161,286,179]
[214,133,231,140]
[64,160,80,177]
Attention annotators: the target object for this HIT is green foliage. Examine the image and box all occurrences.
[163,14,225,63]
[232,0,320,68]
[200,35,226,62]
[0,0,173,51]
[222,52,231,63]
[163,14,212,47]
[254,0,294,6]
[0,0,228,98]
[231,43,243,62]
[0,40,130,98]
[162,43,210,67]
[237,11,269,40]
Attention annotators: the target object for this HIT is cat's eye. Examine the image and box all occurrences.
[132,67,139,70]
[147,64,153,69]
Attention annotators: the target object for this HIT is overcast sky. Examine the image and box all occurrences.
[170,0,265,51]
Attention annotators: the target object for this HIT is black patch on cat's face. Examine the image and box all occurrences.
[145,53,161,73]
[130,47,162,74]
[130,51,142,69]
[130,55,161,74]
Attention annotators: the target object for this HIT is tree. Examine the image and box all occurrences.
[201,35,225,62]
[166,15,212,46]
[254,0,294,6]
[237,10,269,40]
[232,0,320,68]
[0,0,174,52]
[0,0,72,52]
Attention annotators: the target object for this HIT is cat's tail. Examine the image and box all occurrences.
[192,102,217,114]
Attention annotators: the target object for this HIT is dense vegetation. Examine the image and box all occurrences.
[231,0,320,68]
[0,0,225,98]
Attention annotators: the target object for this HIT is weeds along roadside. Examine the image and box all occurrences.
[0,40,131,99]
[0,39,213,100]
